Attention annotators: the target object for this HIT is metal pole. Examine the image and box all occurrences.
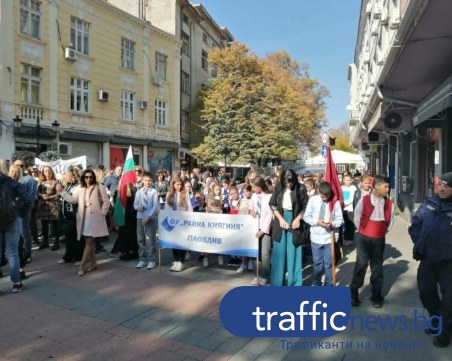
[36,115,41,156]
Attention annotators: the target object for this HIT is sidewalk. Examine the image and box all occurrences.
[0,216,450,360]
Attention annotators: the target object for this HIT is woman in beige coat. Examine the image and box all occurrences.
[57,168,110,276]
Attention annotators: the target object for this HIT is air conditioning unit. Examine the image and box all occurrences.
[64,47,77,61]
[153,75,163,85]
[138,100,148,110]
[390,9,400,29]
[368,132,385,144]
[98,90,109,102]
[178,149,185,159]
[58,142,73,156]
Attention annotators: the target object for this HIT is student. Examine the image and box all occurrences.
[341,174,358,246]
[349,175,394,308]
[165,176,192,272]
[204,182,224,267]
[304,182,343,286]
[134,172,159,270]
[250,177,273,286]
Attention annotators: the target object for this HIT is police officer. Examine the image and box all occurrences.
[409,172,452,348]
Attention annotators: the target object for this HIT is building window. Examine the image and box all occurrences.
[181,110,189,132]
[203,32,208,44]
[121,91,135,120]
[201,50,208,71]
[155,52,167,80]
[121,38,135,70]
[155,100,167,127]
[181,31,190,56]
[181,72,190,94]
[211,64,218,78]
[70,77,89,113]
[21,63,41,104]
[20,0,41,39]
[182,13,189,24]
[70,17,90,55]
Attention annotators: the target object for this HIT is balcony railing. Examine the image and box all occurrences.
[21,106,44,121]
[349,109,360,126]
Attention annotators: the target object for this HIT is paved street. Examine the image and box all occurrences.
[0,215,450,361]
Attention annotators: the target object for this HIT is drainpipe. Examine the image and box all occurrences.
[388,133,399,207]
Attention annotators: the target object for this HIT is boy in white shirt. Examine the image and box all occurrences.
[304,182,344,286]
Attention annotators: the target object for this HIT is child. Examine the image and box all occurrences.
[166,176,192,272]
[303,182,344,286]
[204,182,224,267]
[250,177,273,285]
[134,172,159,270]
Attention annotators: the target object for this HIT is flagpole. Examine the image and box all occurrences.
[331,231,336,286]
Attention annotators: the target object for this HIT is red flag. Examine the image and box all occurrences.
[324,147,343,212]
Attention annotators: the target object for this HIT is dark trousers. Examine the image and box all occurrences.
[417,259,452,333]
[172,249,186,262]
[61,219,84,262]
[41,220,59,244]
[343,211,355,241]
[350,232,386,301]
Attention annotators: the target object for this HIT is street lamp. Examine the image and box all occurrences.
[13,115,60,156]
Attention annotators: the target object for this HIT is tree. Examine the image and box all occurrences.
[330,121,357,153]
[191,43,328,166]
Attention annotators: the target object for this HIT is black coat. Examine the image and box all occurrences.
[269,182,308,244]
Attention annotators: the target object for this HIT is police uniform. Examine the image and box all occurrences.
[409,172,452,348]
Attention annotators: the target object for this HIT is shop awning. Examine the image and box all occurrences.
[110,135,148,146]
[413,76,452,127]
[148,140,179,149]
[60,130,110,142]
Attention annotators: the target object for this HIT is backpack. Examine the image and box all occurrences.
[0,182,18,230]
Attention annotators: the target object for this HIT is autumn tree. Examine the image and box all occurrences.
[191,43,328,166]
[330,121,357,153]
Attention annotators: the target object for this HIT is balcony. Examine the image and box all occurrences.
[21,105,44,121]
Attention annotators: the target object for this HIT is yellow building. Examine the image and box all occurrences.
[0,0,180,172]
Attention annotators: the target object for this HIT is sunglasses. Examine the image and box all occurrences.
[16,164,25,168]
[85,175,93,179]
[135,169,142,173]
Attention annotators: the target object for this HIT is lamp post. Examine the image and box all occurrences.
[13,115,60,156]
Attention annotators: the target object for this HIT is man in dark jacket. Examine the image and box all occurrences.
[409,172,452,348]
[0,164,33,293]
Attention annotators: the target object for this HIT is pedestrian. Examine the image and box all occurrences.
[342,173,358,246]
[269,169,308,286]
[0,159,33,293]
[349,175,394,308]
[408,172,452,348]
[134,172,159,270]
[166,176,192,272]
[304,182,344,286]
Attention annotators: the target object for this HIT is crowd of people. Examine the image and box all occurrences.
[0,156,451,347]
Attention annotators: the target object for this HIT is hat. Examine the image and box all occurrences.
[440,172,452,186]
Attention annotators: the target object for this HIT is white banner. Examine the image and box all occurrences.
[34,156,87,178]
[158,209,259,257]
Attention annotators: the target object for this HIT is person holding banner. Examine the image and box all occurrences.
[269,169,308,286]
[166,176,192,272]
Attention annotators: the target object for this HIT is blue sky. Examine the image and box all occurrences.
[198,0,361,129]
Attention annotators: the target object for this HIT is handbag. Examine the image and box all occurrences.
[291,221,310,247]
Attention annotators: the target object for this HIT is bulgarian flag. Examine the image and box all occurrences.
[112,146,136,227]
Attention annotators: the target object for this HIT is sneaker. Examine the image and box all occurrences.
[236,264,247,274]
[174,261,184,272]
[58,259,66,264]
[351,297,361,307]
[433,332,451,348]
[12,283,24,293]
[51,243,60,251]
[147,261,156,270]
[170,262,177,271]
[74,261,81,266]
[372,300,383,308]
[259,278,268,286]
[136,260,147,269]
[110,252,122,258]
[218,256,224,266]
[248,259,254,271]
[251,277,259,285]
[184,252,192,261]
[203,257,209,268]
